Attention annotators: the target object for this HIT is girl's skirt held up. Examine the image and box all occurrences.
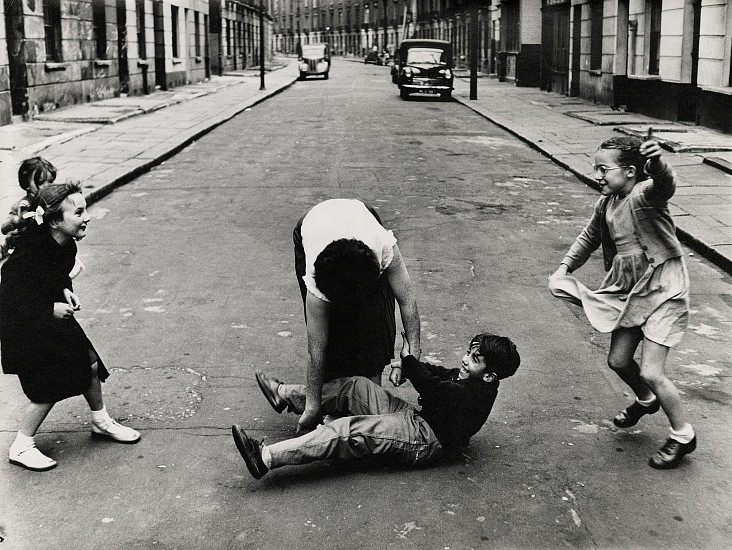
[550,251,690,348]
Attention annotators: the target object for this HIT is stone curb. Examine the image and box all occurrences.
[451,92,732,275]
[83,73,299,207]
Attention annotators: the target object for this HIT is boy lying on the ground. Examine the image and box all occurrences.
[232,332,520,479]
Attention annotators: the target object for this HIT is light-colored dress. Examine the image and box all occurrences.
[551,193,689,347]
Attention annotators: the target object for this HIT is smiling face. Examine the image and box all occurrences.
[50,193,90,244]
[593,148,637,197]
[459,345,489,381]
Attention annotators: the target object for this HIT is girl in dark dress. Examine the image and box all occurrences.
[1,182,140,472]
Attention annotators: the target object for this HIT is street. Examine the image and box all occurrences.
[1,60,730,550]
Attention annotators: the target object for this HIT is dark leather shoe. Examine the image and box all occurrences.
[232,425,268,479]
[649,436,697,469]
[613,399,661,428]
[256,371,287,413]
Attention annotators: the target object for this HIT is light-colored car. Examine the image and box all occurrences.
[299,43,331,80]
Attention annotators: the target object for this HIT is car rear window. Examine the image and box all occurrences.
[302,46,326,57]
[406,48,447,65]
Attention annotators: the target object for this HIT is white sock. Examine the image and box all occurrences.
[90,406,112,425]
[670,423,695,444]
[11,432,35,452]
[636,395,657,407]
[261,445,273,469]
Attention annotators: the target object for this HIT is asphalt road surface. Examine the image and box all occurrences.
[1,60,730,550]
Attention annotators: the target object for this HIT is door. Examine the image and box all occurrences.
[570,4,581,96]
[117,0,130,94]
[4,0,27,116]
[545,4,570,95]
[679,0,701,122]
[153,0,166,89]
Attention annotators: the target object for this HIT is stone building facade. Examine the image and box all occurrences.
[271,0,731,133]
[1,0,272,126]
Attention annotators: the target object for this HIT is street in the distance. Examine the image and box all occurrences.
[1,60,730,550]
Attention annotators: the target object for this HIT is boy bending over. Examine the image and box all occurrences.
[232,332,520,479]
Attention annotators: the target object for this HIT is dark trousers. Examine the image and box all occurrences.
[293,204,396,379]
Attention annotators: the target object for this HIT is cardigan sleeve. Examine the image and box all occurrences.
[561,198,606,272]
[639,163,676,204]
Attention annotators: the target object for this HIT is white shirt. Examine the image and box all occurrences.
[301,199,397,302]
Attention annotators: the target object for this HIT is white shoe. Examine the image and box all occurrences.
[9,445,57,471]
[91,419,141,443]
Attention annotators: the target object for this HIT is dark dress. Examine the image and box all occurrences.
[0,226,109,403]
[293,204,396,380]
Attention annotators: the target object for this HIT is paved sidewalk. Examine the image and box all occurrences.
[0,57,299,215]
[452,73,732,273]
[1,58,730,273]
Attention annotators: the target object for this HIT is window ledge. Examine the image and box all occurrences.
[172,57,182,65]
[589,69,602,77]
[44,62,68,71]
[627,74,662,81]
[94,59,112,67]
[699,85,732,96]
[137,59,150,67]
[195,56,202,63]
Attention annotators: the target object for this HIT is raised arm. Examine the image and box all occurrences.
[300,290,329,433]
[385,244,421,361]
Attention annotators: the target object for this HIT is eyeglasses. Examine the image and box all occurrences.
[592,165,630,177]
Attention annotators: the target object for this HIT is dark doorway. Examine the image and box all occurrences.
[541,1,571,95]
[153,0,167,89]
[570,4,581,96]
[4,0,28,117]
[117,0,129,94]
[679,0,701,122]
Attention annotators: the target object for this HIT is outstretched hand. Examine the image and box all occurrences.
[640,139,666,172]
[389,360,403,386]
[297,408,323,435]
[550,264,569,279]
[390,332,411,387]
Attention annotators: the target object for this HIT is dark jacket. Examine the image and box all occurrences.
[562,165,683,272]
[402,354,498,448]
[0,226,108,402]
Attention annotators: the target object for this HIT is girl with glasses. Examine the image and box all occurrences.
[548,135,695,470]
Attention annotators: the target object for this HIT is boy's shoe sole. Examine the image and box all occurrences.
[231,425,268,479]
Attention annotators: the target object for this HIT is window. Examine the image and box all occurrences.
[194,11,201,56]
[590,0,603,71]
[648,0,662,75]
[171,5,180,57]
[43,0,62,62]
[93,0,107,59]
[226,19,231,55]
[136,0,147,59]
[503,1,519,51]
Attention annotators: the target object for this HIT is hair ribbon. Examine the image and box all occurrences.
[22,206,45,225]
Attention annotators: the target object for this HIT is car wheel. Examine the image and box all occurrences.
[440,91,452,101]
[299,72,306,80]
[400,88,410,100]
[323,72,329,80]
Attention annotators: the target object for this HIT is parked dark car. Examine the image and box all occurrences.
[364,50,381,65]
[365,50,390,65]
[393,39,453,100]
[299,43,331,80]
